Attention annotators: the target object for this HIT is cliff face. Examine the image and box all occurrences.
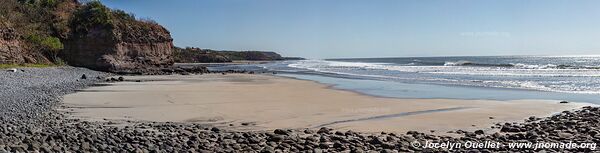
[0,26,23,64]
[0,24,50,64]
[0,0,74,65]
[1,0,174,73]
[63,24,174,73]
[62,2,174,73]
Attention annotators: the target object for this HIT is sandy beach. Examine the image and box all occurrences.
[3,0,599,152]
[62,74,588,134]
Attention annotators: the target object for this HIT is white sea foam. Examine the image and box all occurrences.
[443,61,474,66]
[285,59,600,94]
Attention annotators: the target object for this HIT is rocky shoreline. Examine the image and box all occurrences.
[0,67,598,152]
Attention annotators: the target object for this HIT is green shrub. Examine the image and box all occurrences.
[71,1,113,35]
[112,9,135,21]
[26,34,63,50]
[26,34,63,62]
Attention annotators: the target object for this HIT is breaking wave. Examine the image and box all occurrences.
[443,61,600,69]
[285,59,600,95]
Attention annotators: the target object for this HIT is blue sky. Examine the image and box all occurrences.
[101,0,600,58]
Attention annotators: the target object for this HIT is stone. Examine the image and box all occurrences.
[210,127,220,132]
[500,126,520,133]
[274,129,290,135]
[317,127,330,134]
[313,148,323,153]
[558,132,573,139]
[318,143,329,149]
[304,129,315,134]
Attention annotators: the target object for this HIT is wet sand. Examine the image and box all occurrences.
[62,74,589,134]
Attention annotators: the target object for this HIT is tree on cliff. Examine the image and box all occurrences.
[70,1,113,36]
[70,1,170,42]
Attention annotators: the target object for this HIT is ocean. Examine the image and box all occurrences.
[207,56,600,103]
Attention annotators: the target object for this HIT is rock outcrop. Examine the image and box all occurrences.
[63,26,174,74]
[62,2,174,74]
[0,25,24,64]
[0,23,50,64]
[0,0,73,65]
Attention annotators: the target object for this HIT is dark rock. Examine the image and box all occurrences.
[318,143,330,149]
[304,129,315,134]
[317,127,330,134]
[269,135,284,142]
[274,129,290,135]
[500,126,521,133]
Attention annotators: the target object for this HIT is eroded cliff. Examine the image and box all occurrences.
[62,1,174,73]
[0,25,23,64]
[0,0,175,73]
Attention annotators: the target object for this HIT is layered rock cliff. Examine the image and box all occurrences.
[1,0,175,73]
[62,2,174,73]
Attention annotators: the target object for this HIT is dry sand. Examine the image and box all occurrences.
[62,74,589,134]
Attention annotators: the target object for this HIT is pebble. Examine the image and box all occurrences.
[1,67,598,152]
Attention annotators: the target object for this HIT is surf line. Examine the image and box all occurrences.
[314,107,473,128]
